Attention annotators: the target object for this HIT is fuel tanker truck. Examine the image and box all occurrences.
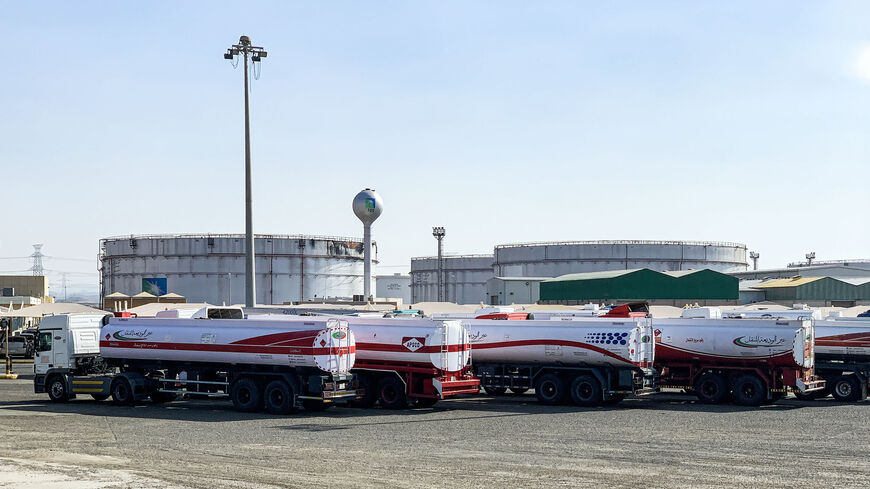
[249,315,480,409]
[785,319,870,402]
[650,318,824,406]
[33,312,360,413]
[461,318,657,406]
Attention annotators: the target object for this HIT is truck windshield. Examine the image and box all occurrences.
[35,332,52,353]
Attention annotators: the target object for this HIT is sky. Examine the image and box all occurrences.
[2,1,869,299]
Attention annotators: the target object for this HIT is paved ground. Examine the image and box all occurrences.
[0,375,868,489]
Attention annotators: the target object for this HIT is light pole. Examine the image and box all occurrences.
[225,35,267,307]
[432,227,445,302]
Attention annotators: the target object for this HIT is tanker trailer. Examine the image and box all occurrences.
[462,318,656,406]
[651,318,824,406]
[33,313,360,414]
[248,315,480,409]
[790,319,870,402]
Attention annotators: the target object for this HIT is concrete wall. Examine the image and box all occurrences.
[485,277,543,305]
[0,275,50,299]
[376,274,411,305]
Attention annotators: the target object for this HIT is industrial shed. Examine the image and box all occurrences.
[751,277,865,306]
[539,268,738,305]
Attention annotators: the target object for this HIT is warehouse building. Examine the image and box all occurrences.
[730,260,870,281]
[0,275,52,307]
[539,268,738,306]
[485,277,549,305]
[375,273,411,304]
[748,276,870,307]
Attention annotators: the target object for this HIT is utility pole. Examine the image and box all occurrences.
[225,36,267,307]
[432,227,446,302]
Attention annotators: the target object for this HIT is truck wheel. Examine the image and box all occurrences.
[302,400,332,412]
[111,378,135,406]
[732,375,766,406]
[483,386,507,396]
[47,376,69,403]
[570,375,602,407]
[377,376,408,409]
[91,394,110,401]
[694,373,729,404]
[348,374,377,408]
[535,373,566,405]
[263,380,296,415]
[509,387,529,395]
[230,378,263,412]
[831,375,861,402]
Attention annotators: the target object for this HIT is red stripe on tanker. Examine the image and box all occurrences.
[461,318,655,367]
[100,317,356,373]
[249,315,472,372]
[650,318,814,369]
[813,320,870,362]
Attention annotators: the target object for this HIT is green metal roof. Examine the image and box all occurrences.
[540,268,738,301]
[545,269,644,282]
[661,270,704,278]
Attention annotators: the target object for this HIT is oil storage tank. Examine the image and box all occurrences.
[410,254,493,304]
[100,234,375,305]
[494,240,747,277]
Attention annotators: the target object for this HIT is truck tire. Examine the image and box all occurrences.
[694,373,729,404]
[535,373,566,405]
[831,375,862,403]
[377,376,408,409]
[111,378,135,406]
[263,380,296,415]
[91,394,110,401]
[348,374,377,408]
[570,375,602,407]
[509,387,529,395]
[47,375,69,403]
[230,378,263,412]
[732,374,766,406]
[483,386,507,396]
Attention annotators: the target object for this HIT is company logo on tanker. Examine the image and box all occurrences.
[110,329,153,341]
[733,335,786,348]
[332,330,347,340]
[584,331,628,346]
[402,337,426,352]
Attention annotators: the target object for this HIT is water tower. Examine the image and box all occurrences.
[352,188,383,301]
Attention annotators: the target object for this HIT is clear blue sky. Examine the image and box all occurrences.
[2,2,869,298]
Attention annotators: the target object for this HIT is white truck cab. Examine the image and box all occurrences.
[34,314,105,375]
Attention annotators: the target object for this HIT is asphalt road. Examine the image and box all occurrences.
[0,376,868,489]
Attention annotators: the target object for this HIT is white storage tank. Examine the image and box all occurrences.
[493,240,747,277]
[100,234,375,305]
[410,254,493,304]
